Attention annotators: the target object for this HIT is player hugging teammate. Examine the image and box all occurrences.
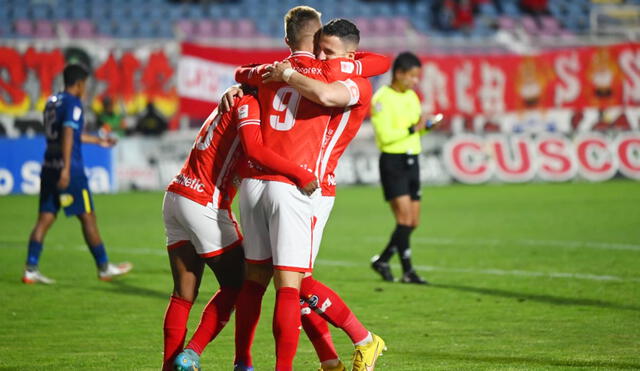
[164,6,392,371]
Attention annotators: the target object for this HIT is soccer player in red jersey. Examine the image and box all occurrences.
[161,90,317,371]
[228,9,389,371]
[262,19,389,371]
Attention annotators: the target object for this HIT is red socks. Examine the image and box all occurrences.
[186,286,240,354]
[162,295,193,371]
[300,276,369,344]
[301,302,339,362]
[273,287,302,371]
[234,280,267,366]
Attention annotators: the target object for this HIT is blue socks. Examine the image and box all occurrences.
[26,240,43,268]
[89,243,109,268]
[27,240,110,271]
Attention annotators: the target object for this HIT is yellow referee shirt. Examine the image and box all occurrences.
[370,85,423,154]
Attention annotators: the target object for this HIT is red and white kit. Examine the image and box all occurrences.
[236,53,383,272]
[311,76,374,262]
[162,97,259,257]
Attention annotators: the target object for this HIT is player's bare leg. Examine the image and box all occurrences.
[23,212,57,284]
[77,212,132,280]
[29,212,56,243]
[245,261,274,286]
[77,211,102,246]
[274,269,304,289]
[234,262,273,371]
[163,242,204,371]
[169,242,205,302]
[182,246,244,356]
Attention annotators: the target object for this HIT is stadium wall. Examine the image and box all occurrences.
[0,136,114,195]
[1,41,639,194]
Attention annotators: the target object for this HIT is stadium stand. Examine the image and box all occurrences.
[0,0,607,40]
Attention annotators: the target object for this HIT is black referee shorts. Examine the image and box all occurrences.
[379,153,421,201]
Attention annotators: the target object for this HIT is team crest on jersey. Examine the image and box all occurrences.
[72,106,82,121]
[237,104,249,119]
[59,193,74,207]
[340,61,355,74]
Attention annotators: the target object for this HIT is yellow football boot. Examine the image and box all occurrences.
[351,333,386,371]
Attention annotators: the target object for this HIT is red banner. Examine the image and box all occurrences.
[0,46,178,118]
[420,43,640,115]
[177,43,288,118]
[3,42,640,123]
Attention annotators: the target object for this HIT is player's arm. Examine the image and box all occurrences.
[355,52,391,77]
[222,64,267,112]
[234,98,317,194]
[239,125,317,194]
[58,103,83,189]
[81,133,116,147]
[57,126,73,189]
[317,53,390,81]
[234,64,268,86]
[263,61,358,107]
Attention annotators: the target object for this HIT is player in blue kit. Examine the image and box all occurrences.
[22,64,132,284]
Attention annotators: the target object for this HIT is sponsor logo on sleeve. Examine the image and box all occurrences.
[237,104,249,119]
[340,61,355,74]
[73,106,82,121]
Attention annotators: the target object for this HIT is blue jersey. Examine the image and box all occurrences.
[43,91,85,175]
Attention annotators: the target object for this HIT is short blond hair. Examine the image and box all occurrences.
[284,6,322,46]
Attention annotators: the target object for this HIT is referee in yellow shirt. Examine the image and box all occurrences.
[370,52,437,284]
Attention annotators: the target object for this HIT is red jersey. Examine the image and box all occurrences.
[318,77,373,196]
[167,95,261,209]
[235,51,390,185]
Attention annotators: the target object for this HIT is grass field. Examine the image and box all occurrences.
[1,180,639,370]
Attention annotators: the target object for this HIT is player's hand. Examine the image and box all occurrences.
[99,137,117,147]
[57,170,70,190]
[219,84,243,113]
[262,61,293,83]
[301,178,319,196]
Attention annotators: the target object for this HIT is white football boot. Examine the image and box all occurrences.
[98,262,133,281]
[22,269,56,284]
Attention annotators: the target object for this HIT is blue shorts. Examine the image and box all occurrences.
[39,168,94,217]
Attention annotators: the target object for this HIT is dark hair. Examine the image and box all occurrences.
[63,64,89,87]
[392,52,422,75]
[321,18,360,46]
[284,6,322,46]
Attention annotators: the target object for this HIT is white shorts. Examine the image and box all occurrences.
[311,195,335,263]
[239,178,318,272]
[162,191,243,257]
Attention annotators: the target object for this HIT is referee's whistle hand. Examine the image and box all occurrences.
[414,113,430,131]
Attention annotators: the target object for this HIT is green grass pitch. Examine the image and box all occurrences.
[1,180,639,370]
